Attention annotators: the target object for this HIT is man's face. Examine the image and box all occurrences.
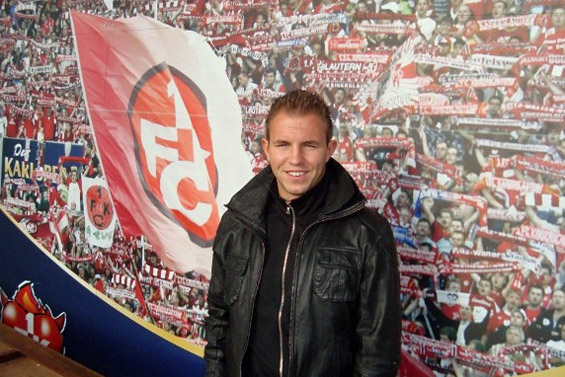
[435,142,448,160]
[553,290,565,310]
[447,281,461,292]
[547,130,560,146]
[382,128,394,137]
[491,273,506,290]
[265,72,276,85]
[446,147,459,165]
[382,162,393,172]
[457,5,471,22]
[506,291,521,310]
[334,89,345,103]
[238,74,249,86]
[437,21,451,36]
[256,14,266,25]
[415,0,429,17]
[505,328,522,345]
[552,8,565,28]
[478,279,492,296]
[488,98,502,116]
[397,191,410,208]
[528,288,544,307]
[400,208,411,224]
[492,1,506,18]
[510,311,525,326]
[439,211,452,229]
[416,221,430,237]
[263,111,336,201]
[450,232,464,247]
[460,306,472,321]
[312,43,323,57]
[463,175,476,192]
[450,220,463,233]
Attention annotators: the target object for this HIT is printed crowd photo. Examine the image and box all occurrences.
[0,0,564,376]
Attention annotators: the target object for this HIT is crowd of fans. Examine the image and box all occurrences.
[0,0,209,344]
[1,0,564,375]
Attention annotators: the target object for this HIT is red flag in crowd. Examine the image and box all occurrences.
[398,349,435,377]
[70,11,252,275]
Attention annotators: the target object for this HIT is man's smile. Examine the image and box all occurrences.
[287,171,307,177]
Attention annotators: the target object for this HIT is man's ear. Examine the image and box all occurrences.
[326,139,337,161]
[262,137,270,162]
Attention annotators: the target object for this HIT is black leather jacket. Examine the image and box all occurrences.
[204,159,401,377]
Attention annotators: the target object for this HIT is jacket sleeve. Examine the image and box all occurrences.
[354,221,401,377]
[204,218,231,377]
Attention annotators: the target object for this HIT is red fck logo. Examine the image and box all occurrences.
[86,184,114,230]
[129,64,219,246]
[1,281,66,353]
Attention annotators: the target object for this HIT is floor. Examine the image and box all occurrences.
[0,323,102,377]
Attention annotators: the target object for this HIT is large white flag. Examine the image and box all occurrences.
[71,11,252,275]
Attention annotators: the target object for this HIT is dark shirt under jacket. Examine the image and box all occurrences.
[244,173,330,377]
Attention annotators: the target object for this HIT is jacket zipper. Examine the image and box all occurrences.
[278,201,296,377]
[286,201,366,376]
[229,199,366,377]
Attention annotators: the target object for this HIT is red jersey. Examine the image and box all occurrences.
[431,220,449,243]
[336,136,354,162]
[23,118,36,139]
[251,154,269,175]
[486,308,511,335]
[6,117,17,138]
[42,114,56,141]
[442,303,461,320]
[524,306,542,323]
[470,293,499,322]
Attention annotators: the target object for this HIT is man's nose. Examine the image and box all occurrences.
[289,146,304,164]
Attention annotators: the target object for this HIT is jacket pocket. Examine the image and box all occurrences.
[314,247,361,301]
[223,254,248,305]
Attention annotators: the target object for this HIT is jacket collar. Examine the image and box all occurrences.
[225,158,366,232]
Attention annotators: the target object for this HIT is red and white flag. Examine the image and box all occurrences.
[82,176,117,249]
[49,209,69,254]
[70,11,252,275]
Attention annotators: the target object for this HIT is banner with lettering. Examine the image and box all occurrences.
[1,138,83,187]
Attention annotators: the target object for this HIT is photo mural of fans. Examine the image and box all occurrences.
[0,0,564,375]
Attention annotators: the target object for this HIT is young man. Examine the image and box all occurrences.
[205,90,400,377]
